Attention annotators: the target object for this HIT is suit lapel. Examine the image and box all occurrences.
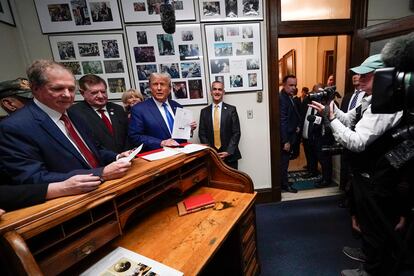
[30,104,91,167]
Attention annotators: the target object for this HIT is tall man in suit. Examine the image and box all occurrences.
[128,72,196,151]
[70,74,129,153]
[0,60,131,189]
[279,75,300,193]
[199,81,241,169]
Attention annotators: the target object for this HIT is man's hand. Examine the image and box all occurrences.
[160,138,180,147]
[101,159,132,181]
[308,101,335,121]
[283,142,291,152]
[218,151,230,159]
[46,174,102,199]
[0,209,5,218]
[190,120,197,131]
[395,216,406,231]
[117,150,131,159]
[351,215,361,233]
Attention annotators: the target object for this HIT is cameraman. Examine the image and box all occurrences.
[310,54,404,276]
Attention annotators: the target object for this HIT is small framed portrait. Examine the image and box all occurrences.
[0,0,15,26]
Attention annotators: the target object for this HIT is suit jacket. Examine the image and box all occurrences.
[279,90,301,145]
[128,98,185,151]
[199,102,241,162]
[0,102,117,185]
[341,91,353,112]
[0,183,48,211]
[69,101,129,153]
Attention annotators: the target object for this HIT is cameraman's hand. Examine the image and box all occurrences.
[351,215,361,233]
[309,101,335,121]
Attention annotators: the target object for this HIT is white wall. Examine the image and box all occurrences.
[368,0,414,26]
[2,0,272,190]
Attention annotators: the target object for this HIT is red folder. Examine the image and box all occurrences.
[183,193,215,211]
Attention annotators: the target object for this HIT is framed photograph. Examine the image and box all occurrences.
[0,0,15,26]
[34,0,122,33]
[284,49,296,76]
[126,24,208,106]
[199,0,262,22]
[205,22,262,93]
[323,50,335,85]
[49,34,131,100]
[121,0,195,23]
[278,59,285,85]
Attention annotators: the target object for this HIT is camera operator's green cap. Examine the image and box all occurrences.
[350,54,384,74]
[0,78,33,99]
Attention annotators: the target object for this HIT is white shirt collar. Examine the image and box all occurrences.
[34,98,65,124]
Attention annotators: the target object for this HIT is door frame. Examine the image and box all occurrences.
[265,0,369,202]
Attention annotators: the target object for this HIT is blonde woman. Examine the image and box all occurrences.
[122,89,144,117]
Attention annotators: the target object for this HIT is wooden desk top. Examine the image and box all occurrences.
[113,187,256,275]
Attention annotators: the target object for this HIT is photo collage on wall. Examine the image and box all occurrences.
[49,34,131,100]
[34,0,122,33]
[199,0,262,22]
[121,0,195,23]
[126,24,207,106]
[205,22,262,92]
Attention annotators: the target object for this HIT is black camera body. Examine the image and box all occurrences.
[371,68,414,168]
[309,86,337,103]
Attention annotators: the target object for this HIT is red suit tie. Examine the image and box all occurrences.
[60,114,99,168]
[98,109,113,135]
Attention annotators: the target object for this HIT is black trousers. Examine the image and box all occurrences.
[352,172,402,275]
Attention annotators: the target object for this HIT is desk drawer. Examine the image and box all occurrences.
[39,220,120,276]
[178,166,208,192]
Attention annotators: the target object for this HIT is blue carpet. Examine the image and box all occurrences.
[255,196,361,276]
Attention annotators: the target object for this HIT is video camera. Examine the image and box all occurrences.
[309,86,338,103]
[371,32,414,168]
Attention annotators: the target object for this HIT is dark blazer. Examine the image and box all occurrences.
[341,90,353,112]
[199,103,241,162]
[69,101,129,153]
[279,90,300,145]
[0,102,117,185]
[0,183,48,211]
[128,98,185,151]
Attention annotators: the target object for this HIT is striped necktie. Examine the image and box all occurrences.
[162,102,174,133]
[349,90,359,111]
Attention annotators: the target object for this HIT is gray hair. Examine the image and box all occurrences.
[149,72,172,87]
[26,59,73,87]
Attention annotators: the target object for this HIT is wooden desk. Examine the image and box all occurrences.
[0,148,260,276]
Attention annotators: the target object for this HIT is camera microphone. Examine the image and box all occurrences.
[381,32,414,71]
[160,0,176,34]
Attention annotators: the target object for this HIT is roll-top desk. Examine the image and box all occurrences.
[0,148,260,276]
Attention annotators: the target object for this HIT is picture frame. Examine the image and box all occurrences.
[34,0,122,34]
[199,0,263,22]
[121,0,196,23]
[283,49,296,76]
[49,33,131,100]
[205,22,262,93]
[323,50,335,85]
[0,0,15,26]
[278,58,284,85]
[126,24,208,106]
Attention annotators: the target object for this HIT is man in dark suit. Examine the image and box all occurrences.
[199,81,241,169]
[128,72,196,151]
[279,75,300,193]
[0,60,131,191]
[70,74,129,153]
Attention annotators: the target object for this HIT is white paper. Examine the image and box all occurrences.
[140,148,180,161]
[80,247,183,276]
[174,144,208,154]
[171,108,193,140]
[122,144,143,162]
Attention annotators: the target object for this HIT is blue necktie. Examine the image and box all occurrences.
[349,91,359,111]
[162,102,174,133]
